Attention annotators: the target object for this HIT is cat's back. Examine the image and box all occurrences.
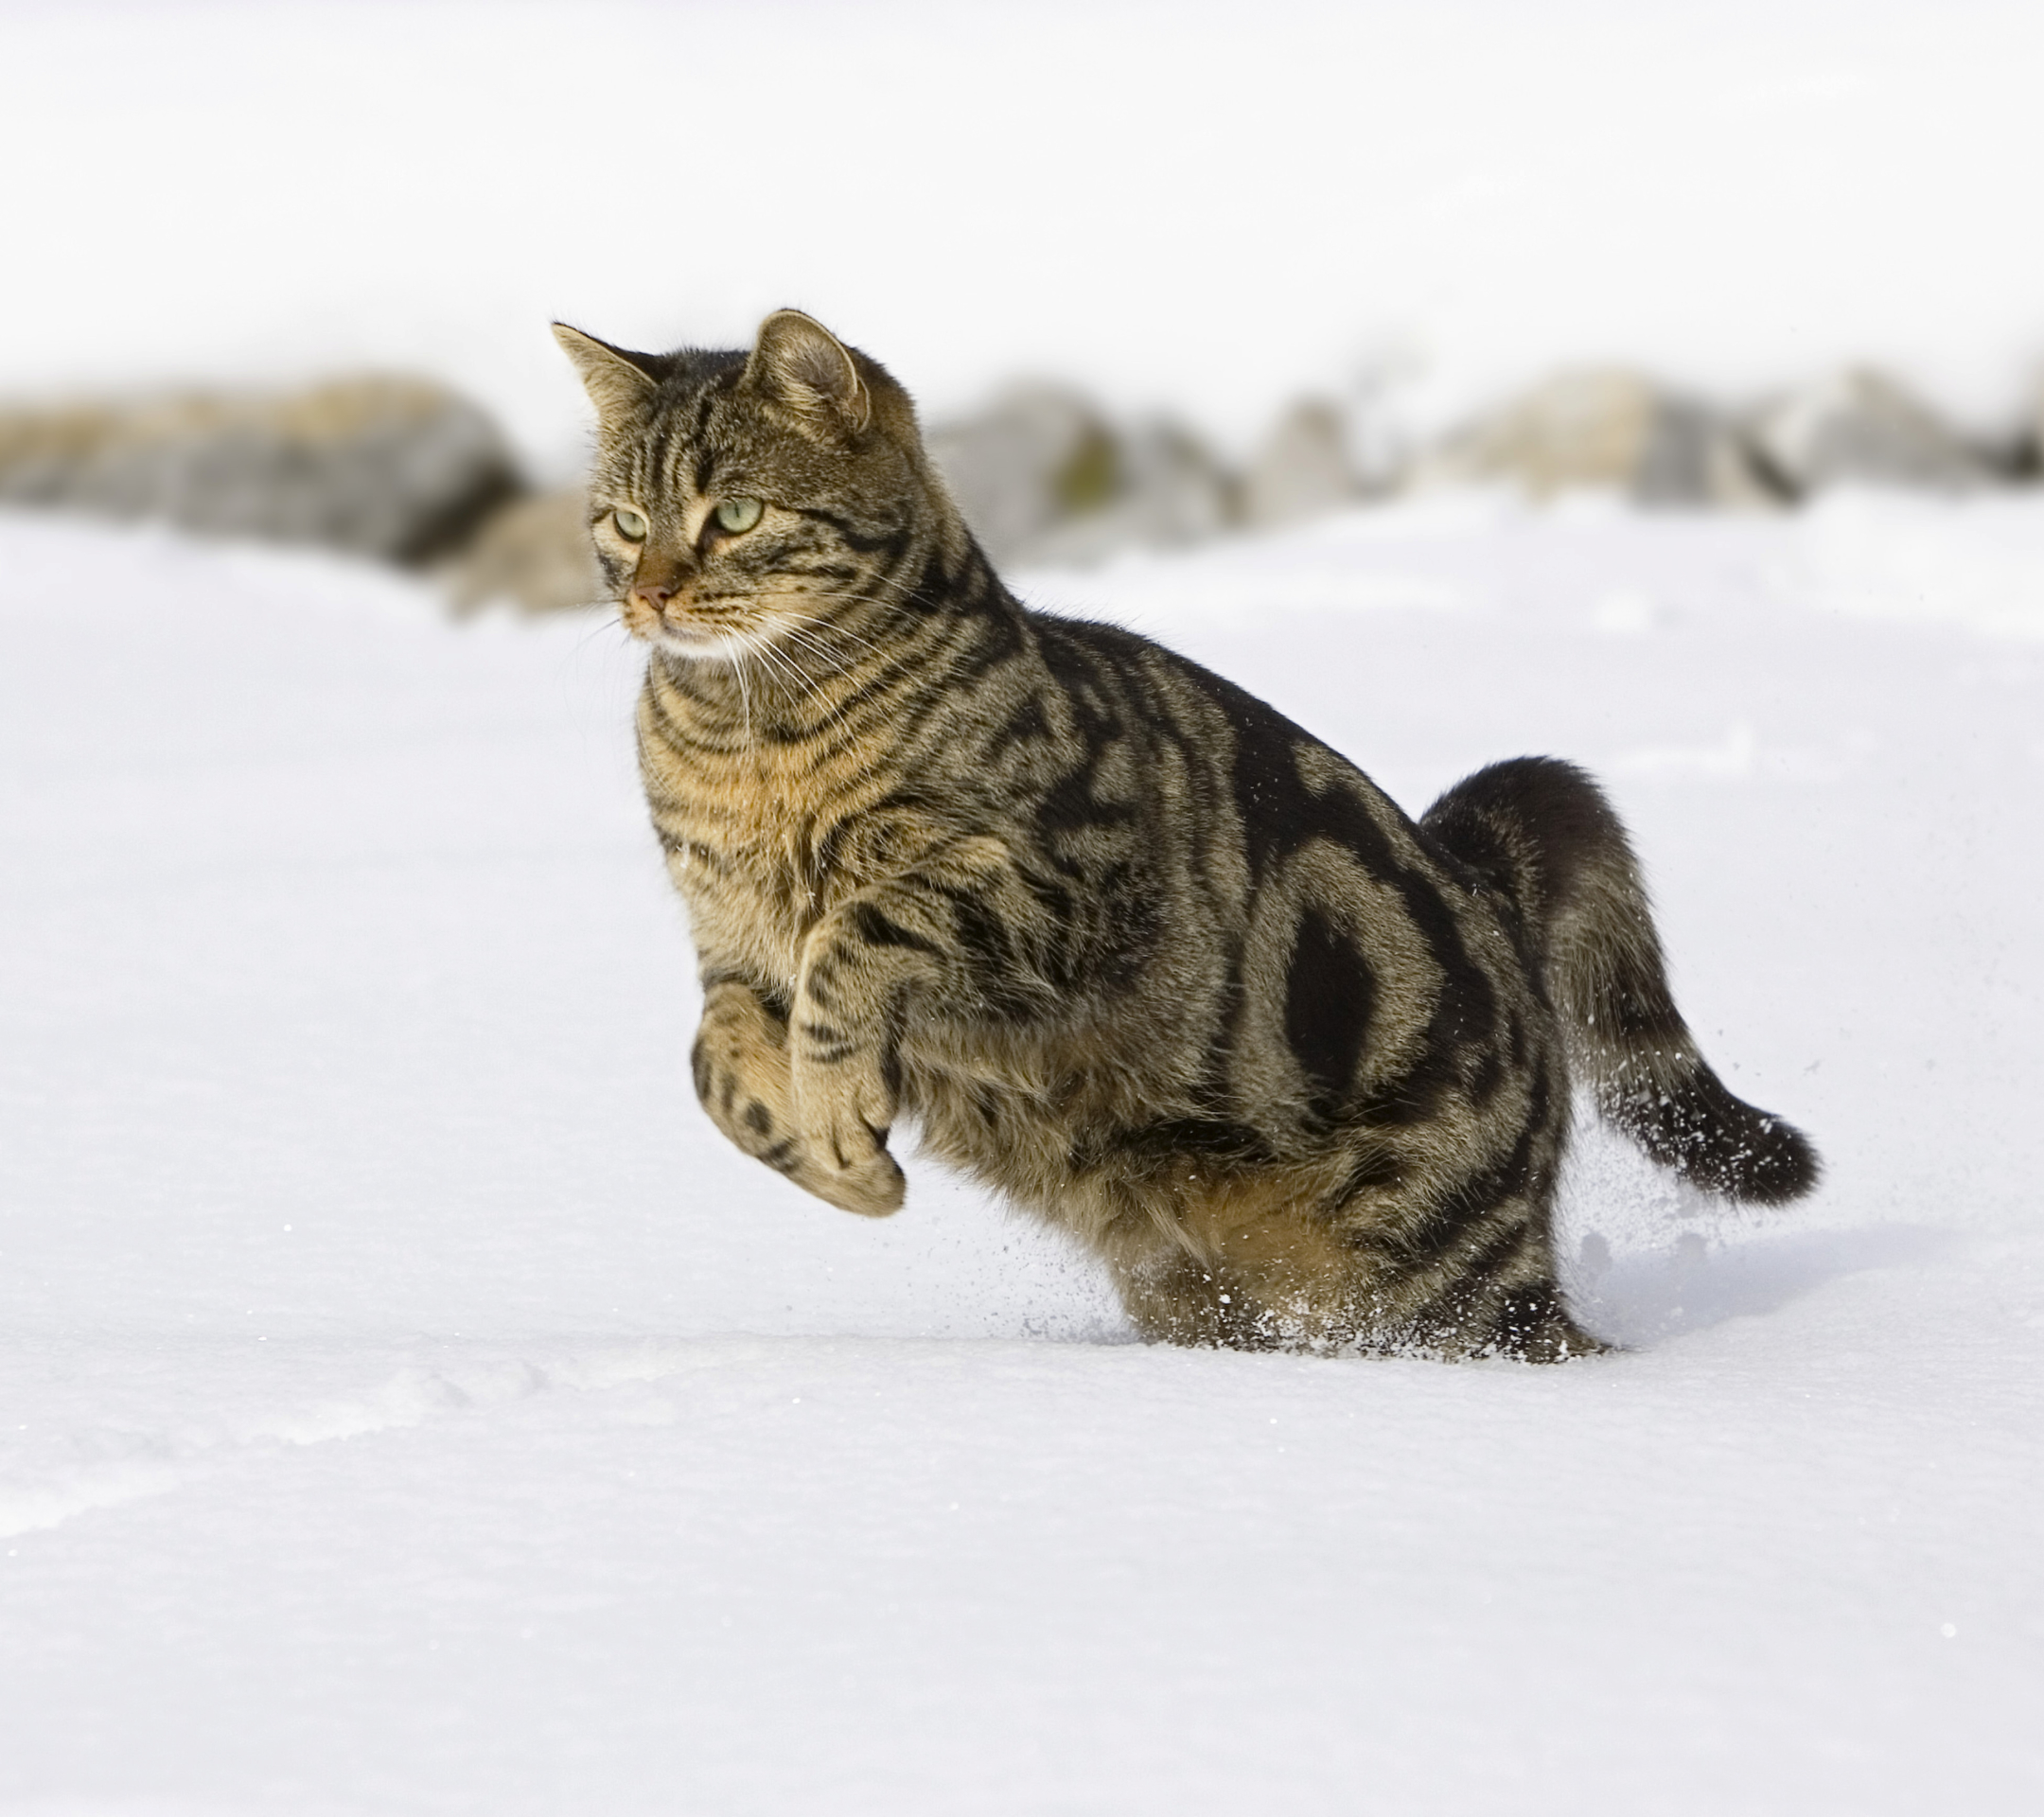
[1013,609,1548,1099]
[1018,609,1471,912]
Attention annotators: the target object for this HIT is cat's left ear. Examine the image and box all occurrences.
[552,324,660,424]
[744,310,872,437]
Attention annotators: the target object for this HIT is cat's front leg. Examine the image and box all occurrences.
[784,952,908,1220]
[790,838,1057,1211]
[692,977,904,1218]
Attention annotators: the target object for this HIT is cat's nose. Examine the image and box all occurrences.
[630,550,693,611]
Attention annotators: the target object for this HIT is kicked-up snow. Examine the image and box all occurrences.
[2,495,2041,1813]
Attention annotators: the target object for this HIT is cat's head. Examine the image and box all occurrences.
[554,310,950,662]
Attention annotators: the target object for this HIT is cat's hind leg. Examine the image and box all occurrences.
[691,979,905,1217]
[1105,1165,1387,1353]
[1119,1236,1605,1360]
[1112,1247,1287,1350]
[1109,1161,1608,1362]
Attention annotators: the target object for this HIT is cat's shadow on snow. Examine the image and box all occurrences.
[1558,1125,1950,1350]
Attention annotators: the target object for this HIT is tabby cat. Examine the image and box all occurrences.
[555,309,1819,1361]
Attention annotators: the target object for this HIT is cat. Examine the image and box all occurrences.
[554,309,1819,1361]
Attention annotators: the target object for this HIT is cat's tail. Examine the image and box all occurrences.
[1420,757,1819,1205]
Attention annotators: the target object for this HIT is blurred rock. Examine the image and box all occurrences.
[443,486,603,615]
[927,386,1232,567]
[1242,399,1357,528]
[925,386,1110,567]
[1417,369,1771,507]
[2021,385,2044,481]
[1024,419,1234,566]
[1747,368,2000,497]
[0,378,521,564]
[1343,350,1422,496]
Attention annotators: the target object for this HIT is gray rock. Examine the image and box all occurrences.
[443,486,604,615]
[926,386,1233,567]
[1024,419,1234,566]
[1416,368,1771,507]
[2023,387,2044,482]
[925,386,1114,568]
[1747,368,2000,497]
[0,378,521,563]
[1242,399,1356,529]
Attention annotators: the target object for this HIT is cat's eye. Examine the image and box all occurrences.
[613,506,648,541]
[714,497,764,536]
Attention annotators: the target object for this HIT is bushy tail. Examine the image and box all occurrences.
[1421,757,1819,1205]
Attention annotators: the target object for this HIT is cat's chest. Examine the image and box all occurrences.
[647,740,890,979]
[636,675,937,979]
[661,793,830,978]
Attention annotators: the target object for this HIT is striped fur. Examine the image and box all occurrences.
[555,310,1820,1362]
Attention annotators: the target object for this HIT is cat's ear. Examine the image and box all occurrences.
[552,325,660,423]
[744,310,872,437]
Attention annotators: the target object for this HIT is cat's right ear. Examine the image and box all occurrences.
[743,310,872,439]
[552,325,660,423]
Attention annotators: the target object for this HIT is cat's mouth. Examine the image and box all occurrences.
[651,624,750,662]
[634,605,759,664]
[626,587,827,670]
[620,590,746,661]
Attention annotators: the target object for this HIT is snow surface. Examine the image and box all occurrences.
[3,495,2043,1813]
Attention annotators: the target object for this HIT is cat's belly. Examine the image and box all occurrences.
[895,945,1567,1271]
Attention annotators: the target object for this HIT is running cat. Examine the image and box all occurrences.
[555,309,1819,1360]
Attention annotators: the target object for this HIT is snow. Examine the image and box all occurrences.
[4,495,2042,1813]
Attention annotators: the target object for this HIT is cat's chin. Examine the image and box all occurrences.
[645,625,753,664]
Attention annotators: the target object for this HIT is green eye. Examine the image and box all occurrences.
[613,506,648,541]
[714,496,764,535]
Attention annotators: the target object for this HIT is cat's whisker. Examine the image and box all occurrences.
[772,622,871,680]
[749,629,865,751]
[775,563,928,618]
[736,626,816,716]
[723,633,756,744]
[771,608,885,657]
[785,573,922,615]
[568,609,629,659]
[756,637,834,707]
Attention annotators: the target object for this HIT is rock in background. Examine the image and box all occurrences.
[0,378,521,565]
[1241,400,1359,529]
[925,387,1232,568]
[923,387,1113,568]
[1746,367,2004,498]
[443,487,603,615]
[4,354,2039,610]
[1414,368,1773,507]
[1021,420,1235,566]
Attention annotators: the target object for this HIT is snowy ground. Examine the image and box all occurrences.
[3,496,2042,1813]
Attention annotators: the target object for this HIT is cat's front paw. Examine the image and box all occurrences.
[805,1147,906,1219]
[791,1046,905,1218]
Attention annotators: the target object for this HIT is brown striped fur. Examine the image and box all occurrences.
[555,311,1820,1361]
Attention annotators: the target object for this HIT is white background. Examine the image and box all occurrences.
[4,0,2044,462]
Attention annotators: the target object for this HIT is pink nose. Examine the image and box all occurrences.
[632,581,674,609]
